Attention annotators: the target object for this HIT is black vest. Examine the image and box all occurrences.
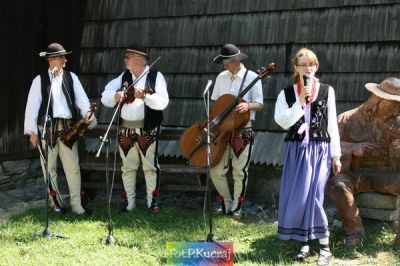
[284,83,331,142]
[121,69,163,130]
[38,71,78,124]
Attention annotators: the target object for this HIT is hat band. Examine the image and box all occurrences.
[218,50,241,58]
[377,84,400,97]
[126,49,148,56]
[46,50,66,55]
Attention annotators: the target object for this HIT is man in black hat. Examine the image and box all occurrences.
[101,44,169,213]
[24,42,95,215]
[210,43,264,220]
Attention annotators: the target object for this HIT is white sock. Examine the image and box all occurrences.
[319,237,329,245]
[300,245,310,253]
[319,238,331,256]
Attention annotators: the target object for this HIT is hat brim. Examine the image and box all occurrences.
[213,53,247,64]
[365,83,400,102]
[39,51,72,58]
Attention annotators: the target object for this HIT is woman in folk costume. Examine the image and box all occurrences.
[274,48,342,266]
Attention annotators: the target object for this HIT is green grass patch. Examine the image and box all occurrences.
[0,205,399,265]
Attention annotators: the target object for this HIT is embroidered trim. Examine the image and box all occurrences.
[118,127,158,156]
[230,128,254,158]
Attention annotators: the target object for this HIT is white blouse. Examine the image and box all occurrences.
[274,83,341,158]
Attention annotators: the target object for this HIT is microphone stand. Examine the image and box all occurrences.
[95,57,162,244]
[96,93,123,245]
[39,71,64,238]
[203,84,215,242]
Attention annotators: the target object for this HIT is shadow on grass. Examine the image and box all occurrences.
[232,216,400,264]
[329,219,400,261]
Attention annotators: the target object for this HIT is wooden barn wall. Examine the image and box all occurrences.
[3,0,400,161]
[80,0,400,135]
[0,0,87,155]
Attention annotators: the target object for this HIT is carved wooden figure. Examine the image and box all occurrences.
[327,77,400,248]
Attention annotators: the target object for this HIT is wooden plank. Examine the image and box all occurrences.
[80,162,207,174]
[81,5,400,48]
[82,181,206,192]
[161,164,207,174]
[163,184,207,192]
[81,182,123,189]
[0,150,38,162]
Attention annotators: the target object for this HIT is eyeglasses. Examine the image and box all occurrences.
[296,64,316,68]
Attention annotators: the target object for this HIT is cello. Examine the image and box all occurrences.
[180,63,276,167]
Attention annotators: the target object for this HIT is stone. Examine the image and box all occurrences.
[356,192,400,210]
[331,219,343,229]
[2,160,31,175]
[6,201,29,212]
[0,175,11,182]
[325,207,336,224]
[359,207,399,221]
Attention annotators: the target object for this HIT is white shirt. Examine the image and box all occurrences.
[211,66,264,120]
[274,83,342,157]
[24,69,91,135]
[101,66,169,122]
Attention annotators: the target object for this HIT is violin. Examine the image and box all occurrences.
[119,86,154,104]
[180,63,276,167]
[62,102,96,149]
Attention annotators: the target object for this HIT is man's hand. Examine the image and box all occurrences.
[114,91,123,103]
[134,88,145,100]
[84,111,94,124]
[235,102,250,114]
[30,133,38,148]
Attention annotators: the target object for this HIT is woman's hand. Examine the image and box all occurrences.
[332,156,342,175]
[299,85,311,105]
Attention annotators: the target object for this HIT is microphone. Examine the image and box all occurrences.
[303,74,310,104]
[202,80,213,97]
[121,81,129,98]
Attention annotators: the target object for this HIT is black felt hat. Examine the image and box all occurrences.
[213,43,247,64]
[39,43,72,58]
[126,43,149,58]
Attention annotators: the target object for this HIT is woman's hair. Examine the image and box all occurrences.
[292,48,320,83]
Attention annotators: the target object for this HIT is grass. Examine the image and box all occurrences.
[0,204,399,265]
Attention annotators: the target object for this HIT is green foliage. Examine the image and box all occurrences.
[0,205,398,265]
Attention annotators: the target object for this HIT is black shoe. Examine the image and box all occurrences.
[120,202,135,213]
[293,250,310,262]
[82,206,92,216]
[231,209,242,220]
[149,202,160,213]
[51,205,66,214]
[213,205,225,215]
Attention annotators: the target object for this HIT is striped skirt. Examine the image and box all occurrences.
[277,140,331,242]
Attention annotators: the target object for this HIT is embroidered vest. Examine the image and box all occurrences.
[38,71,78,124]
[284,83,330,142]
[121,69,163,130]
